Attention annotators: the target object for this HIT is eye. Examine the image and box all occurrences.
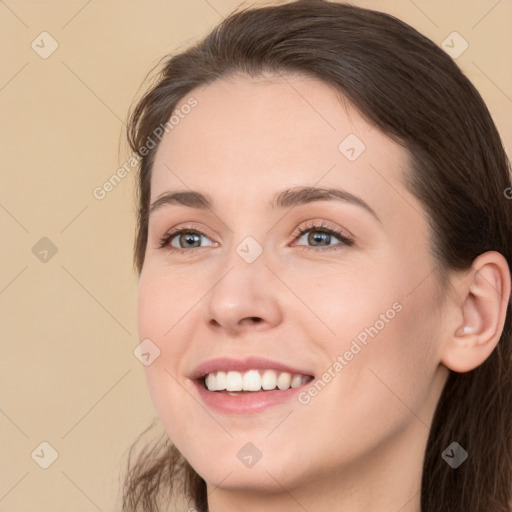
[157,220,354,254]
[158,224,217,254]
[292,220,354,251]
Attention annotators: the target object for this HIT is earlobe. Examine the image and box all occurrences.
[441,251,511,374]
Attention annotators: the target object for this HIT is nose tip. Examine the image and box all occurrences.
[203,248,284,335]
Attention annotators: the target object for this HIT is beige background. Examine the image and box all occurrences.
[1,0,511,510]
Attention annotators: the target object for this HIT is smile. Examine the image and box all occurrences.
[204,369,313,393]
[190,357,316,413]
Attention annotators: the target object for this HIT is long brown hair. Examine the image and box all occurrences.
[121,1,512,510]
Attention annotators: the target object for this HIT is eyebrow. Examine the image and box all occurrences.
[148,186,381,223]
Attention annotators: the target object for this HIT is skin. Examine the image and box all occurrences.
[137,73,510,512]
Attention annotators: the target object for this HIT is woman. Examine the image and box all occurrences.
[122,1,512,511]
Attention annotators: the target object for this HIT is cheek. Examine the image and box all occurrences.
[137,269,190,419]
[332,280,440,421]
[137,263,198,347]
[290,261,401,362]
[298,306,436,470]
[137,270,167,341]
[307,263,440,428]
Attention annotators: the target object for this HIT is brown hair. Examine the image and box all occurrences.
[122,1,512,510]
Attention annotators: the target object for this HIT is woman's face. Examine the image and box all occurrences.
[137,73,450,494]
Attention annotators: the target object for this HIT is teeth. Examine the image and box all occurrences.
[277,372,292,390]
[204,369,311,392]
[261,369,277,390]
[205,373,215,390]
[290,374,303,388]
[242,370,261,391]
[226,371,243,391]
[215,371,226,391]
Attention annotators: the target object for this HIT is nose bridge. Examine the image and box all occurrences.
[203,233,283,332]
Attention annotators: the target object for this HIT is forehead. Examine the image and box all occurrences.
[150,73,413,217]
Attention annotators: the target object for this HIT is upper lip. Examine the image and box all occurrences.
[189,356,315,381]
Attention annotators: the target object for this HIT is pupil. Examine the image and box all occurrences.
[181,232,200,247]
[309,231,330,246]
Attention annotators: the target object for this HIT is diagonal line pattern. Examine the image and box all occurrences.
[368,163,428,223]
[368,368,429,429]
[201,0,223,18]
[397,489,421,512]
[472,61,512,104]
[265,470,309,511]
[206,470,234,498]
[163,368,234,438]
[474,268,512,306]
[163,163,232,233]
[61,61,126,124]
[61,369,131,439]
[0,472,30,502]
[266,164,336,234]
[407,0,439,28]
[265,410,294,438]
[266,265,336,335]
[472,0,501,29]
[0,265,29,296]
[0,408,29,438]
[406,267,437,298]
[60,265,131,335]
[60,204,89,233]
[278,71,337,131]
[0,62,29,93]
[0,202,29,232]
[0,0,29,28]
[206,471,233,498]
[164,267,234,336]
[61,0,93,29]
[61,471,105,511]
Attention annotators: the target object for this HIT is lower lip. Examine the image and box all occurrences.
[192,379,310,414]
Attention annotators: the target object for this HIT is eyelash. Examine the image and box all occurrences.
[157,221,354,255]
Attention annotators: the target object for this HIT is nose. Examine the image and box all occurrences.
[204,247,283,336]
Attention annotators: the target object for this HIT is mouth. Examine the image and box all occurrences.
[201,369,314,394]
[190,357,315,414]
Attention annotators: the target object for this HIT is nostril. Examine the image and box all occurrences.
[239,317,263,326]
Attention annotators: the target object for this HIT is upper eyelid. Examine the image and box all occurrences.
[161,221,346,238]
[159,221,352,248]
[293,219,353,238]
[160,223,216,240]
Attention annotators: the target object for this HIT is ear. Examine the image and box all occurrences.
[440,251,511,373]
